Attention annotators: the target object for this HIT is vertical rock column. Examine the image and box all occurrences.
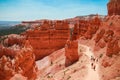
[65,24,79,67]
[107,0,120,16]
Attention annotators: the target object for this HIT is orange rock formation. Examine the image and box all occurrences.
[0,40,37,80]
[0,1,120,79]
[24,20,69,60]
[107,0,120,15]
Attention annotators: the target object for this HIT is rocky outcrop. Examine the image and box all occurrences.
[65,24,79,67]
[94,27,120,57]
[25,20,69,60]
[78,16,100,39]
[0,40,37,80]
[64,16,101,67]
[95,29,105,43]
[14,45,37,79]
[0,45,16,58]
[65,40,79,67]
[3,34,25,47]
[0,12,120,80]
[0,56,14,80]
[0,20,69,61]
[107,0,120,16]
[0,34,26,59]
[67,15,120,80]
[106,37,120,57]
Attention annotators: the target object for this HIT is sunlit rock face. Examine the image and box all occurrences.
[65,24,79,67]
[64,16,101,67]
[0,34,26,59]
[24,20,69,60]
[0,16,120,80]
[107,0,120,16]
[65,15,120,80]
[95,16,120,57]
[0,2,120,79]
[91,16,120,80]
[65,40,79,67]
[0,40,37,80]
[5,34,25,47]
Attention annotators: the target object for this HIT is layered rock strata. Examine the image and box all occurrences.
[107,0,120,15]
[0,40,37,80]
[24,20,69,60]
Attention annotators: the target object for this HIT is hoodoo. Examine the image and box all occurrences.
[107,0,120,15]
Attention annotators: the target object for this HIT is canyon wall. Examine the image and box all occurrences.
[0,40,37,80]
[64,16,101,67]
[24,20,69,60]
[0,17,120,80]
[107,0,120,15]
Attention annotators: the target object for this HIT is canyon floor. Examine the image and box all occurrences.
[35,44,101,80]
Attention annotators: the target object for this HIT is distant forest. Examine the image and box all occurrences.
[0,25,28,36]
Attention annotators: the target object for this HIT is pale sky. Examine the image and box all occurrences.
[0,0,109,21]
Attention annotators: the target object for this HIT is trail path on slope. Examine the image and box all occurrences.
[36,44,100,80]
[79,44,99,80]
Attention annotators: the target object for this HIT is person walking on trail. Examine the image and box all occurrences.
[90,56,97,71]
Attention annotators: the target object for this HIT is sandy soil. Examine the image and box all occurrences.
[36,44,100,80]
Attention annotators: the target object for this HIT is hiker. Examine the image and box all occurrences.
[93,65,96,71]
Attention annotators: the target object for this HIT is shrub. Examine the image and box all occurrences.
[109,22,113,26]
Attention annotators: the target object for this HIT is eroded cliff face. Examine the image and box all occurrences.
[24,20,69,60]
[64,16,101,66]
[64,15,120,80]
[65,40,79,67]
[0,1,120,79]
[65,23,80,67]
[107,0,120,15]
[0,40,37,80]
[4,34,25,47]
[0,15,120,80]
[95,16,120,80]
